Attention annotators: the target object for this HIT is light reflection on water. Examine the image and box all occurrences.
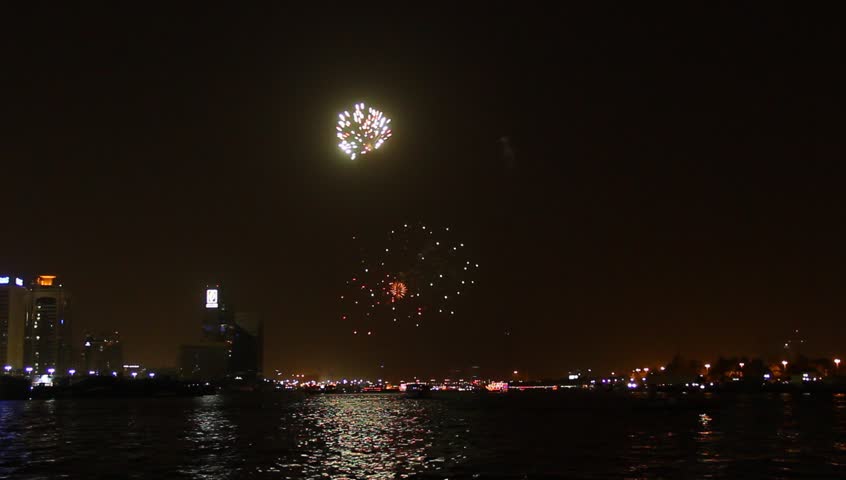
[281,395,446,478]
[1,392,845,478]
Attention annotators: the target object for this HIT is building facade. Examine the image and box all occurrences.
[202,284,232,342]
[25,275,72,373]
[230,312,263,378]
[182,284,264,380]
[81,331,123,374]
[0,275,29,369]
[179,344,228,380]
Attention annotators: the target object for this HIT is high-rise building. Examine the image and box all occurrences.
[0,275,29,369]
[25,275,71,373]
[179,344,228,380]
[81,331,123,374]
[191,283,264,380]
[230,312,264,378]
[202,283,233,342]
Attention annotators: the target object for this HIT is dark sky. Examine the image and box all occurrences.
[1,5,842,379]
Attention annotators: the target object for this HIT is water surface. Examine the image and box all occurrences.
[1,392,845,478]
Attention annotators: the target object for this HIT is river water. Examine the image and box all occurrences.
[1,391,845,478]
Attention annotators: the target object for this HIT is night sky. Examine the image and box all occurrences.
[1,5,842,379]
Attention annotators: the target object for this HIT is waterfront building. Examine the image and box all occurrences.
[197,284,264,379]
[24,275,71,373]
[230,312,263,378]
[202,283,232,342]
[0,275,29,369]
[82,331,123,374]
[179,344,228,380]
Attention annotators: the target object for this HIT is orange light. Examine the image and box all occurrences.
[36,275,56,286]
[388,281,408,300]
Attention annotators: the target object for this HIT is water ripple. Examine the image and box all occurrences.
[2,392,846,478]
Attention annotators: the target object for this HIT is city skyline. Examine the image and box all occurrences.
[1,271,841,380]
[0,5,842,379]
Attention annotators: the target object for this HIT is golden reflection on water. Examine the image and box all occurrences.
[282,395,442,479]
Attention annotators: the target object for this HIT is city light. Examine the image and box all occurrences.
[486,382,508,392]
[205,288,219,308]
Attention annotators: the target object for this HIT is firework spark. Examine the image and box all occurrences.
[340,223,478,335]
[336,102,393,160]
[389,281,408,300]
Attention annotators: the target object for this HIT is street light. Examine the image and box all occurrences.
[68,369,76,376]
[47,368,55,375]
[835,358,841,368]
[782,360,788,370]
[3,365,11,373]
[739,362,745,369]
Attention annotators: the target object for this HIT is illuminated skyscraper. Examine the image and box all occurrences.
[24,275,71,373]
[0,275,29,369]
[202,283,232,342]
[194,284,263,379]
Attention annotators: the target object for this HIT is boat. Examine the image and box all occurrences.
[402,383,431,398]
